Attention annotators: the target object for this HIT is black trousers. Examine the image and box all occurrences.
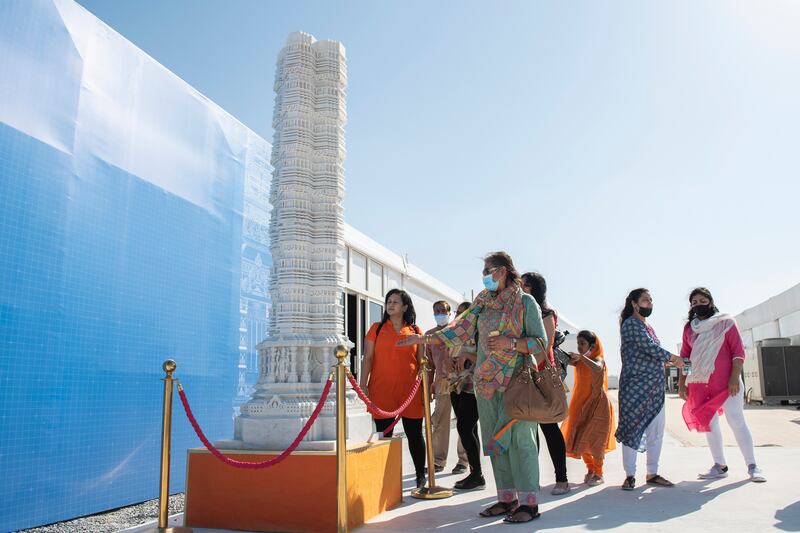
[450,391,482,475]
[374,417,426,477]
[537,422,568,483]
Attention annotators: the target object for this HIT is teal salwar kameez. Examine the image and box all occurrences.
[435,287,547,506]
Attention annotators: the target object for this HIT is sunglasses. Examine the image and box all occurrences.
[482,266,500,276]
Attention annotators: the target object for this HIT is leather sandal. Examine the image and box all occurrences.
[479,500,518,518]
[646,474,674,487]
[503,504,540,523]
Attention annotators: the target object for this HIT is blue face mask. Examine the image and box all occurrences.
[434,314,449,327]
[483,274,499,292]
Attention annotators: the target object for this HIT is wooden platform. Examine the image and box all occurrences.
[184,439,402,532]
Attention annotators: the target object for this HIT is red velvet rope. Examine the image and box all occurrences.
[346,371,421,420]
[177,377,333,469]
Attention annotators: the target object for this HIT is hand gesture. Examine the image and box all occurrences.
[669,355,685,368]
[486,334,513,352]
[568,352,581,364]
[396,334,424,347]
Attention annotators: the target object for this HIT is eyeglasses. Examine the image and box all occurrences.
[482,267,499,276]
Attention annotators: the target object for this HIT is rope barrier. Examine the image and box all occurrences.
[346,370,422,434]
[177,374,334,469]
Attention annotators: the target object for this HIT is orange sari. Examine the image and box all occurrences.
[561,339,616,458]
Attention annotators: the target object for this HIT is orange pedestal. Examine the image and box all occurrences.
[184,439,402,532]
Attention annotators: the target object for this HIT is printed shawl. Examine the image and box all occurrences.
[435,286,525,399]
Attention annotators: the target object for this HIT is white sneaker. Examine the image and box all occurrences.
[748,464,766,483]
[698,463,729,479]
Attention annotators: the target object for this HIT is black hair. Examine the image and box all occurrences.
[433,300,451,313]
[484,251,521,288]
[521,272,553,315]
[620,288,649,326]
[456,301,471,315]
[688,287,719,320]
[376,289,417,337]
[577,330,598,346]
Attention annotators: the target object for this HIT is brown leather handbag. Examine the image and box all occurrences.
[503,337,568,423]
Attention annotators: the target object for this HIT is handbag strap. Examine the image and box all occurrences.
[519,336,548,372]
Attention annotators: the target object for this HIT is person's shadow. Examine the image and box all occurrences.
[533,478,749,530]
[379,477,749,531]
[775,500,800,532]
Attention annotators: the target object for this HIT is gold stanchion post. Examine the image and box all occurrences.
[144,360,192,533]
[335,345,349,533]
[410,339,453,500]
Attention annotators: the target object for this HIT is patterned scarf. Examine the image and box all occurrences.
[436,286,525,399]
[688,314,734,384]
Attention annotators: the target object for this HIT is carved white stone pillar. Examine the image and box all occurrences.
[227,32,372,451]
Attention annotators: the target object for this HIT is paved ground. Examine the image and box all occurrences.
[125,393,800,533]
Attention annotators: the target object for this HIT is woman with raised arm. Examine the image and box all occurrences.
[615,288,684,491]
[398,252,548,524]
[560,330,615,486]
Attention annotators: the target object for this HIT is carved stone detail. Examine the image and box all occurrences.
[233,32,371,450]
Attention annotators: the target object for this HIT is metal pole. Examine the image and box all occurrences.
[143,360,191,533]
[335,345,349,533]
[159,360,176,528]
[410,340,453,500]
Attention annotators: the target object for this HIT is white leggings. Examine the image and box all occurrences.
[707,384,756,467]
[622,406,665,477]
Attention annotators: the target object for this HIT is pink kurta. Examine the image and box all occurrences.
[680,322,746,432]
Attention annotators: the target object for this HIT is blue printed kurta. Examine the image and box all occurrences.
[615,317,672,451]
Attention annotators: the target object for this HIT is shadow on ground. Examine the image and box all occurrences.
[383,477,750,531]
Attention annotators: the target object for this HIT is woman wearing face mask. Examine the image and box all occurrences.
[679,288,766,483]
[398,252,548,523]
[560,330,615,486]
[520,272,570,495]
[360,289,427,489]
[615,288,684,491]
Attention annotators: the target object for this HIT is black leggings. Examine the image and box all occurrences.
[374,417,426,477]
[537,422,568,483]
[450,391,482,475]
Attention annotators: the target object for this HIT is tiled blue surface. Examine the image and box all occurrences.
[0,1,270,530]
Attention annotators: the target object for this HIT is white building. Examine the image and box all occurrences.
[736,282,800,348]
[342,224,464,377]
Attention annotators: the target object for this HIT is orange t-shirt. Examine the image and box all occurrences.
[365,321,424,419]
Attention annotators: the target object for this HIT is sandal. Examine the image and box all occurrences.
[646,474,674,487]
[621,476,635,491]
[479,500,518,518]
[503,505,540,523]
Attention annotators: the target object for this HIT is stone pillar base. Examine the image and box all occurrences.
[221,409,374,451]
[184,439,402,532]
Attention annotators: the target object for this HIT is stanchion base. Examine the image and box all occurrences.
[410,486,454,500]
[140,527,193,533]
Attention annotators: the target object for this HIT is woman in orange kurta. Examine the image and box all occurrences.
[359,289,427,488]
[560,330,616,485]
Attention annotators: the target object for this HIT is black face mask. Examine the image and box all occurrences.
[638,306,653,318]
[692,304,714,318]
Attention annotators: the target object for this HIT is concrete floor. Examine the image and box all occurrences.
[125,393,800,532]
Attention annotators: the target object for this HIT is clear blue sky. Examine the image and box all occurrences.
[77,0,800,373]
